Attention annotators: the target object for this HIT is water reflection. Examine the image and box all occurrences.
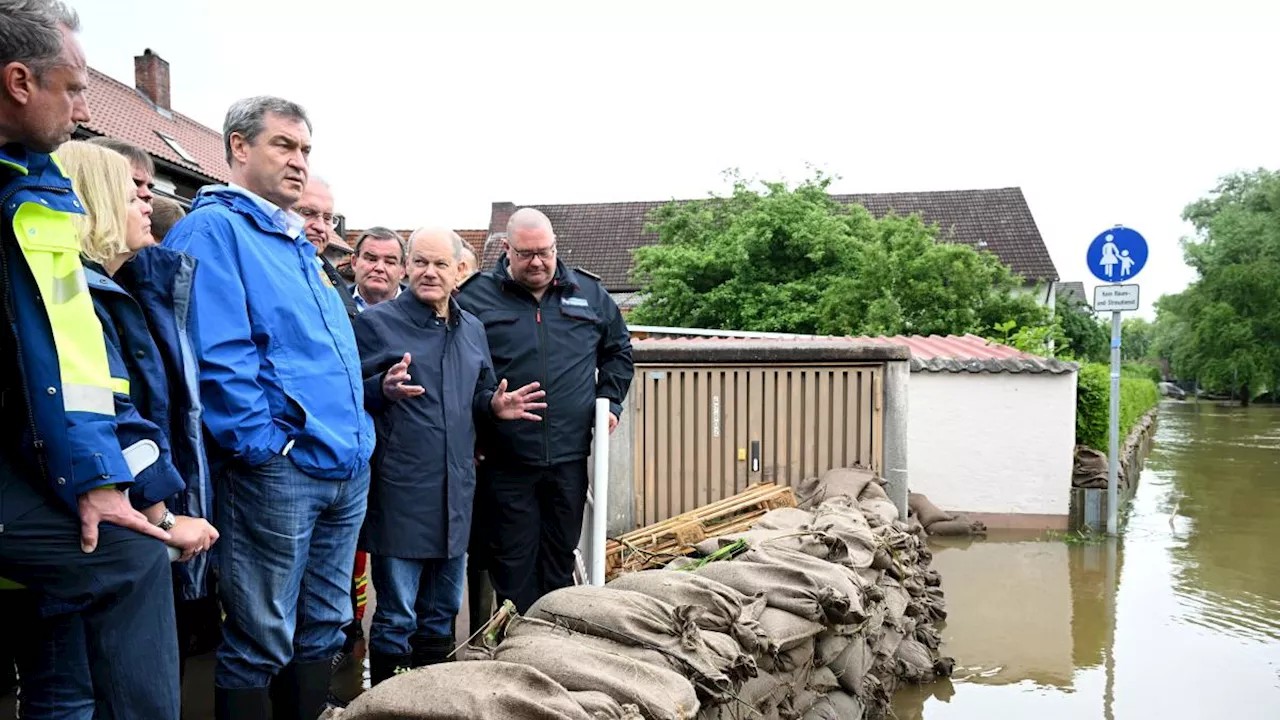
[895,402,1280,719]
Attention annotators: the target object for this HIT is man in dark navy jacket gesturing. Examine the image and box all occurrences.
[456,208,634,613]
[353,227,544,685]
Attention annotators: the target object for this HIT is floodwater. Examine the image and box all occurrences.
[894,401,1280,719]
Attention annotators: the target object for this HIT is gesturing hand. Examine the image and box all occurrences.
[78,487,170,553]
[382,352,426,402]
[490,379,547,421]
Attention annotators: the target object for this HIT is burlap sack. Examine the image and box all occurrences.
[696,671,785,720]
[753,507,817,532]
[607,571,774,655]
[810,499,878,569]
[856,481,900,528]
[697,559,838,624]
[506,616,676,674]
[527,586,731,696]
[494,634,700,720]
[800,691,866,720]
[796,467,877,509]
[757,608,824,651]
[893,637,937,682]
[735,547,868,625]
[571,691,645,720]
[807,666,840,695]
[830,638,874,697]
[330,661,594,720]
[907,493,953,527]
[701,630,758,685]
[757,635,814,675]
[694,529,834,562]
[814,629,852,667]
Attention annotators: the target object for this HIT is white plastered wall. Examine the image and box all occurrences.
[906,370,1076,517]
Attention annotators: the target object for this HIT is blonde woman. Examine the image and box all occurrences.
[16,141,217,719]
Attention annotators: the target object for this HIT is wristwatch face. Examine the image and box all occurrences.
[160,511,176,531]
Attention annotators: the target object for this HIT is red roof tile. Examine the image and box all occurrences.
[343,229,487,254]
[81,67,228,184]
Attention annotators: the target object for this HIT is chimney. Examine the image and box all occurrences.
[134,48,170,111]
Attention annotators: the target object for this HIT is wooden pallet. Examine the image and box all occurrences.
[605,483,796,579]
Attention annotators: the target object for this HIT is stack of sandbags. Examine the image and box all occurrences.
[331,467,951,720]
[906,493,987,537]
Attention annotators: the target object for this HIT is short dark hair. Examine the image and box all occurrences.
[354,227,405,263]
[149,196,186,242]
[86,136,155,176]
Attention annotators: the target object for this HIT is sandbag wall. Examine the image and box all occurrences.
[328,468,952,720]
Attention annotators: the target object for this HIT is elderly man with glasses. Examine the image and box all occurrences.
[295,177,358,320]
[455,208,633,613]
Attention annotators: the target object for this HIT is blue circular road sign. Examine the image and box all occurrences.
[1087,226,1147,283]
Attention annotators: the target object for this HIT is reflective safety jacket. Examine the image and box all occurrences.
[0,144,138,513]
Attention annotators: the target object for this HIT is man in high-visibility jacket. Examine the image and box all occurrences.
[0,2,181,718]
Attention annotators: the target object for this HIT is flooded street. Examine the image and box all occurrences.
[894,401,1280,719]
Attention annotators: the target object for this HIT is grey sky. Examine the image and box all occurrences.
[73,0,1279,317]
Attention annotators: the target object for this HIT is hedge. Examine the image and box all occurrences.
[1076,363,1160,451]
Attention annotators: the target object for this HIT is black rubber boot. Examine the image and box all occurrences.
[369,650,414,687]
[214,685,271,720]
[292,658,335,720]
[410,634,456,668]
[468,566,495,635]
[268,663,298,719]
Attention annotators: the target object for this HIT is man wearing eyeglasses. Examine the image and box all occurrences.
[297,177,358,320]
[455,207,633,613]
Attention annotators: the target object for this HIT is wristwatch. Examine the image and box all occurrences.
[157,510,176,531]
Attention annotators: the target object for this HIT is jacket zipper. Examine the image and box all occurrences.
[0,185,60,481]
[536,300,550,463]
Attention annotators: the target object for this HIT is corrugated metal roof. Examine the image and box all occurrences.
[629,327,1076,375]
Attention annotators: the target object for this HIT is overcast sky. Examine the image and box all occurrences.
[73,0,1279,317]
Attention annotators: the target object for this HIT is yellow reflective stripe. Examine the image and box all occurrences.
[63,383,115,415]
[50,265,88,304]
[109,377,130,395]
[12,203,117,419]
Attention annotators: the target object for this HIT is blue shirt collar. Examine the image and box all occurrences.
[352,285,401,313]
[225,183,304,239]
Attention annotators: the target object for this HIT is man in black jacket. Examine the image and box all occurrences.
[354,227,544,684]
[297,177,358,320]
[456,208,633,612]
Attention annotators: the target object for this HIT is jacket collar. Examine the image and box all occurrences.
[1,143,74,191]
[82,260,129,297]
[394,289,462,329]
[494,255,579,295]
[192,186,307,242]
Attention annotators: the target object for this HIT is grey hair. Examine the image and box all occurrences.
[407,227,465,261]
[222,95,311,166]
[86,136,155,175]
[355,226,405,263]
[0,0,81,78]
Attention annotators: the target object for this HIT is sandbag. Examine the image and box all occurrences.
[907,493,953,527]
[701,630,758,685]
[753,507,817,532]
[571,691,645,720]
[810,498,878,569]
[926,518,982,537]
[494,634,700,720]
[757,608,824,651]
[699,558,840,624]
[814,629,852,667]
[736,547,868,625]
[696,672,785,720]
[506,616,676,674]
[758,636,814,675]
[796,467,877,508]
[695,529,834,562]
[526,586,731,696]
[894,637,938,683]
[801,691,865,720]
[806,666,840,695]
[830,639,874,697]
[606,571,773,655]
[857,481,900,528]
[330,661,594,720]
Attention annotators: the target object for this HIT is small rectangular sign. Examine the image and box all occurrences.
[1093,283,1140,312]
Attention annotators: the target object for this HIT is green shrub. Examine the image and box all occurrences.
[1076,363,1160,451]
[1121,362,1161,384]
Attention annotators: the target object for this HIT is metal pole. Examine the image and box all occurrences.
[590,398,611,585]
[1107,311,1121,535]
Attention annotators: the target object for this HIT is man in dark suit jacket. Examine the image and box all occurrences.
[296,177,358,320]
[352,227,544,685]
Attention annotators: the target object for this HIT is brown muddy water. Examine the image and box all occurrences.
[894,401,1280,719]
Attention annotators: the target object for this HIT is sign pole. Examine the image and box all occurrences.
[1107,310,1121,535]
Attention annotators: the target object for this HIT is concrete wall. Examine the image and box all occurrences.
[908,371,1076,523]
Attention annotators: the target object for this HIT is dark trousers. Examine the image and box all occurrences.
[0,466,181,720]
[483,459,589,613]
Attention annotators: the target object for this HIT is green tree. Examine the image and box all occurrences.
[1057,299,1109,362]
[1120,317,1155,361]
[1154,169,1280,405]
[629,172,1048,336]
